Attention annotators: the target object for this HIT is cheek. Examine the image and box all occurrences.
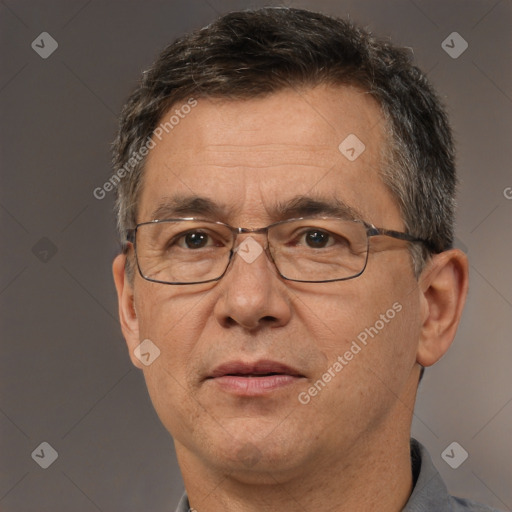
[134,285,210,398]
[300,259,420,391]
[313,295,412,372]
[296,293,420,444]
[135,294,211,442]
[136,284,209,349]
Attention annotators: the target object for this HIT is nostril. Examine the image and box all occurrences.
[223,315,277,329]
[224,317,237,327]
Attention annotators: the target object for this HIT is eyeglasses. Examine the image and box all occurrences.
[125,217,430,285]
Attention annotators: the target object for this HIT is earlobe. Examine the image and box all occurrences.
[112,254,143,369]
[416,249,469,367]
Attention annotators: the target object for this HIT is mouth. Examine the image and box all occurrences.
[205,360,305,396]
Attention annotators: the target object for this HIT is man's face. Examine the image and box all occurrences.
[125,86,424,479]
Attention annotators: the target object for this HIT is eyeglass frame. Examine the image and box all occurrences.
[125,216,433,285]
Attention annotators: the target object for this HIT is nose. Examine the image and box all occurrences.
[212,235,292,331]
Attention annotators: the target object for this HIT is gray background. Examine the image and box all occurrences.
[0,0,511,510]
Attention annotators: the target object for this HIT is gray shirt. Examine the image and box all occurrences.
[174,439,501,512]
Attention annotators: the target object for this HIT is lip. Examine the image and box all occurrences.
[206,360,305,396]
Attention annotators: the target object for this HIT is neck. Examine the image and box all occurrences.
[177,418,414,512]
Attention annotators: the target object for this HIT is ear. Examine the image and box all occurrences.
[416,249,469,367]
[112,253,144,369]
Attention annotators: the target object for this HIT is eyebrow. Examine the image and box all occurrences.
[273,196,363,222]
[148,194,364,223]
[150,196,227,221]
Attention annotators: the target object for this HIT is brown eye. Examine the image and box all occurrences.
[182,231,209,249]
[304,230,331,248]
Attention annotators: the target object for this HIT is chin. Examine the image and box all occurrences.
[195,419,312,480]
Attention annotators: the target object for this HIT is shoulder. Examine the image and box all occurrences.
[449,495,504,512]
[404,439,504,512]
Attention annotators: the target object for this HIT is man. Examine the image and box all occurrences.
[112,7,500,512]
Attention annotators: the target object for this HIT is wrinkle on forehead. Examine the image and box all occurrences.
[162,143,341,171]
[140,85,401,229]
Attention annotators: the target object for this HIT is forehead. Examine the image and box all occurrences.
[139,85,402,228]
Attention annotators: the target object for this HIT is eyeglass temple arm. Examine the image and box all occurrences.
[368,226,436,252]
[121,229,137,254]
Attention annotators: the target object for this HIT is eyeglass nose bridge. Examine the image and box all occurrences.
[234,225,270,234]
[229,226,281,273]
[232,225,272,248]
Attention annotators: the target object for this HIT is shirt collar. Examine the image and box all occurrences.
[402,438,453,511]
